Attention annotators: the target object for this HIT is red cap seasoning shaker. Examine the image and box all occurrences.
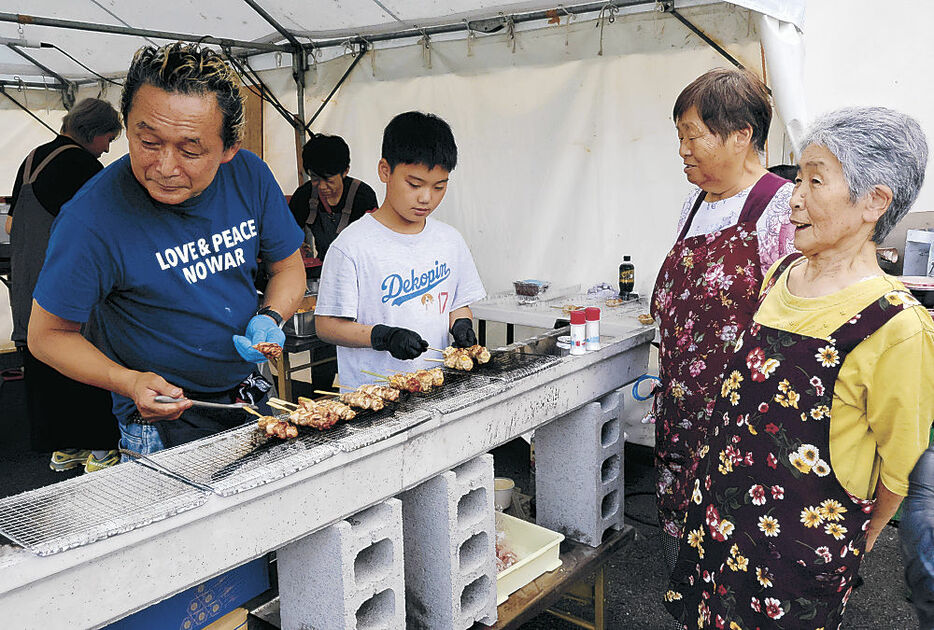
[569,310,587,355]
[585,307,601,351]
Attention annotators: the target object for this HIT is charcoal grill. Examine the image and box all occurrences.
[0,462,208,556]
[0,346,565,553]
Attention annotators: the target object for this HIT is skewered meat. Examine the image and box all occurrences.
[414,369,435,391]
[428,367,444,387]
[442,347,474,371]
[253,342,283,359]
[289,405,340,430]
[388,372,428,393]
[339,391,385,410]
[317,399,357,421]
[358,384,400,402]
[467,345,491,364]
[258,415,298,439]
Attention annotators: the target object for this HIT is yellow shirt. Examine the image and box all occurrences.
[756,257,934,498]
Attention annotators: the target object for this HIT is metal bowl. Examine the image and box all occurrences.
[284,309,315,337]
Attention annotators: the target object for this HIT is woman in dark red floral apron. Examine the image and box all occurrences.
[666,107,934,629]
[652,69,795,560]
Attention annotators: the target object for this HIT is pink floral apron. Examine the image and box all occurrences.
[664,253,921,629]
[652,174,787,537]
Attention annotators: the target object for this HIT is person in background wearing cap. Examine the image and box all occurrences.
[289,133,378,263]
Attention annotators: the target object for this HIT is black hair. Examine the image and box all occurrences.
[121,43,244,150]
[767,164,798,182]
[302,134,351,177]
[381,111,457,172]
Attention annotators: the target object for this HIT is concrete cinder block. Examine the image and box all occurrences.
[277,498,405,630]
[535,388,626,546]
[402,454,497,630]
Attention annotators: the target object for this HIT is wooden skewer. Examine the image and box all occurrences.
[267,400,293,412]
[242,406,263,417]
[268,397,298,409]
[314,390,341,397]
[362,369,389,380]
[423,357,445,363]
[427,347,445,353]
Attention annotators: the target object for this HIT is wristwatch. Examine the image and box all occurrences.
[257,305,284,326]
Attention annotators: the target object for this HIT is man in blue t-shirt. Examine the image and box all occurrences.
[28,43,305,455]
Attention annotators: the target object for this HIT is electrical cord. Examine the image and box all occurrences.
[43,43,122,86]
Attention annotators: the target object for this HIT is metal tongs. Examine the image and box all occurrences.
[153,395,258,411]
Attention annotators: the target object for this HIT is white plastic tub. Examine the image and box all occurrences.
[495,512,564,605]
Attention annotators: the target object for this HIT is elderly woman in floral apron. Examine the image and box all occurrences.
[665,106,934,630]
[652,68,796,567]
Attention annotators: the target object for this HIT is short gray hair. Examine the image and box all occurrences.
[800,106,928,242]
[61,98,122,145]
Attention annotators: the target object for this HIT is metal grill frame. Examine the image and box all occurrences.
[0,463,208,556]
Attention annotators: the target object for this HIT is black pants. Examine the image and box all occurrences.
[24,347,119,452]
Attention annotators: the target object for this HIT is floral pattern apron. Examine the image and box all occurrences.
[652,174,787,537]
[664,253,923,629]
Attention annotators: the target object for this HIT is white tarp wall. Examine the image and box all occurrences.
[1,0,931,300]
[262,3,781,297]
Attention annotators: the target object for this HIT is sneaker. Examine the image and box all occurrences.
[50,449,91,472]
[84,450,120,473]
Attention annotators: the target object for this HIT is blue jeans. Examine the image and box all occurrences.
[118,421,165,462]
[901,446,934,630]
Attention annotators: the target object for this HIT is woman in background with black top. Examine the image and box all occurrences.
[7,97,122,474]
[289,133,378,263]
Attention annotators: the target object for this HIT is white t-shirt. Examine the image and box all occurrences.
[676,182,795,276]
[315,214,487,389]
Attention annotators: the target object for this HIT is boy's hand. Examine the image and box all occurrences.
[371,324,428,359]
[450,318,477,348]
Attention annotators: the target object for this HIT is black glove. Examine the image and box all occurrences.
[450,317,477,348]
[371,324,428,360]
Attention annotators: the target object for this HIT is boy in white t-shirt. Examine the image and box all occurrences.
[314,112,486,389]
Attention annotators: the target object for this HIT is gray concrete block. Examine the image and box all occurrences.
[535,388,626,546]
[278,498,405,630]
[402,454,497,630]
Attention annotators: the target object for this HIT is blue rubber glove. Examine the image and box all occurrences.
[233,314,285,363]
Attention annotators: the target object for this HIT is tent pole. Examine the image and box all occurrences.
[240,0,310,179]
[0,11,289,53]
[0,87,57,135]
[6,44,75,107]
[306,42,368,128]
[663,4,770,94]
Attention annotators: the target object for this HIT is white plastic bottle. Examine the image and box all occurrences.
[569,310,587,355]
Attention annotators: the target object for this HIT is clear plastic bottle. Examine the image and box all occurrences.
[619,255,635,298]
[585,307,601,351]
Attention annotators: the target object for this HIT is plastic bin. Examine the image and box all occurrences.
[495,512,564,605]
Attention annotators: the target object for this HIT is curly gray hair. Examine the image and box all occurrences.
[800,106,928,242]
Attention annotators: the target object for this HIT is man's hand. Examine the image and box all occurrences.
[450,318,477,348]
[371,324,428,359]
[234,314,285,362]
[131,372,192,422]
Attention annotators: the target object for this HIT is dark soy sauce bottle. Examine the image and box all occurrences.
[619,255,635,298]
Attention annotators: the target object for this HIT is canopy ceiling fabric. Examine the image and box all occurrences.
[0,0,804,85]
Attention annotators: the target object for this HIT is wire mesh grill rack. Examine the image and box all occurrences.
[0,463,208,556]
[397,370,508,414]
[481,350,562,380]
[142,422,342,497]
[141,406,434,497]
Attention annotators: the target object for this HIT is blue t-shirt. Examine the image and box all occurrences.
[34,150,303,421]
